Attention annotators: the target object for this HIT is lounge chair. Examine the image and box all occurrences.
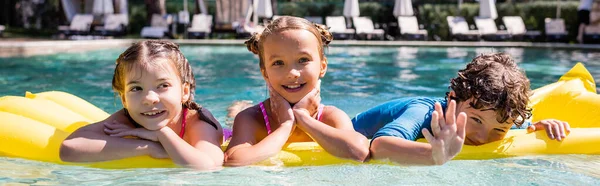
[140,14,173,39]
[544,18,569,42]
[188,14,213,39]
[326,16,355,40]
[0,25,4,37]
[474,17,511,41]
[584,23,600,44]
[58,14,94,36]
[93,14,128,36]
[397,16,428,40]
[304,16,323,24]
[446,16,480,41]
[501,16,541,41]
[352,17,385,40]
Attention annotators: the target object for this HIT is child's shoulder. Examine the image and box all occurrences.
[234,103,264,124]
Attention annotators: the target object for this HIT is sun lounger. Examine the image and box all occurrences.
[304,16,323,24]
[188,14,213,39]
[446,16,480,41]
[93,14,128,36]
[501,16,541,41]
[140,14,173,39]
[326,16,355,40]
[397,16,428,40]
[544,18,569,42]
[58,14,94,36]
[474,17,511,41]
[352,17,385,40]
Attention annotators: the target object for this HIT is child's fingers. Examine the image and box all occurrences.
[434,102,445,129]
[552,120,564,141]
[109,131,133,137]
[544,123,555,140]
[563,121,571,134]
[422,128,435,143]
[431,110,440,136]
[456,112,467,138]
[445,100,456,127]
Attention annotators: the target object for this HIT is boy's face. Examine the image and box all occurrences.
[260,29,327,104]
[449,91,513,146]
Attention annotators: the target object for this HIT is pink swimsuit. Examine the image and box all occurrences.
[259,102,324,135]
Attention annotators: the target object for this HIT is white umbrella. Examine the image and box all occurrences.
[61,0,81,22]
[479,0,497,19]
[197,0,207,14]
[252,0,272,26]
[556,0,562,18]
[256,0,272,18]
[393,0,413,17]
[343,0,359,18]
[115,0,128,15]
[92,0,114,16]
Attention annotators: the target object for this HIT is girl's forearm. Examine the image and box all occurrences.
[294,110,370,162]
[224,122,294,166]
[156,128,221,170]
[60,132,156,162]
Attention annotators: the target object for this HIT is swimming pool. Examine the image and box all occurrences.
[1,46,599,185]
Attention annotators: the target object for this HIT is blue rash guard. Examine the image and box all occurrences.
[352,97,531,141]
[352,97,446,141]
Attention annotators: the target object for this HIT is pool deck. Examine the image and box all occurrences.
[1,39,600,57]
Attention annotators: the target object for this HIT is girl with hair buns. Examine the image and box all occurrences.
[224,16,370,166]
[60,40,224,170]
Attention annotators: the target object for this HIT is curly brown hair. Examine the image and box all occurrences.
[244,16,333,70]
[448,52,532,127]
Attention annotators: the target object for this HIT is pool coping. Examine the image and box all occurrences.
[1,39,600,57]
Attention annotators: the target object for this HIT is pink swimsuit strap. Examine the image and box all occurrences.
[179,109,188,138]
[259,102,325,135]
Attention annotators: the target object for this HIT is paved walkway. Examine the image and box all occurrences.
[1,39,600,57]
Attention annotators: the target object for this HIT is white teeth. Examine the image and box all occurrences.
[285,85,301,89]
[142,110,163,116]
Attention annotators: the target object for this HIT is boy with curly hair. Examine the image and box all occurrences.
[352,52,570,165]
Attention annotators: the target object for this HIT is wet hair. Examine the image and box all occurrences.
[112,40,218,130]
[244,16,333,70]
[447,52,532,127]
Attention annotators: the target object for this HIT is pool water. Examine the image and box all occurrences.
[1,46,599,185]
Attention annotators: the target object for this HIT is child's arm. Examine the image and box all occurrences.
[224,91,296,166]
[153,119,224,170]
[369,101,466,165]
[60,109,167,162]
[293,106,371,162]
[223,109,295,166]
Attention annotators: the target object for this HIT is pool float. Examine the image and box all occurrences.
[0,63,598,168]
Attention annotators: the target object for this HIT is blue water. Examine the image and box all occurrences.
[1,46,599,185]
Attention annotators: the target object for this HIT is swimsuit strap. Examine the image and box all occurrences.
[317,104,325,121]
[179,109,188,138]
[259,102,272,135]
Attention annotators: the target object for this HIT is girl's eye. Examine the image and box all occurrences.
[158,83,170,89]
[129,86,142,92]
[299,57,310,63]
[272,60,284,66]
[472,117,483,124]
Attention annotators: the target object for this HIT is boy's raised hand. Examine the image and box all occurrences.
[422,100,467,165]
[527,119,570,141]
